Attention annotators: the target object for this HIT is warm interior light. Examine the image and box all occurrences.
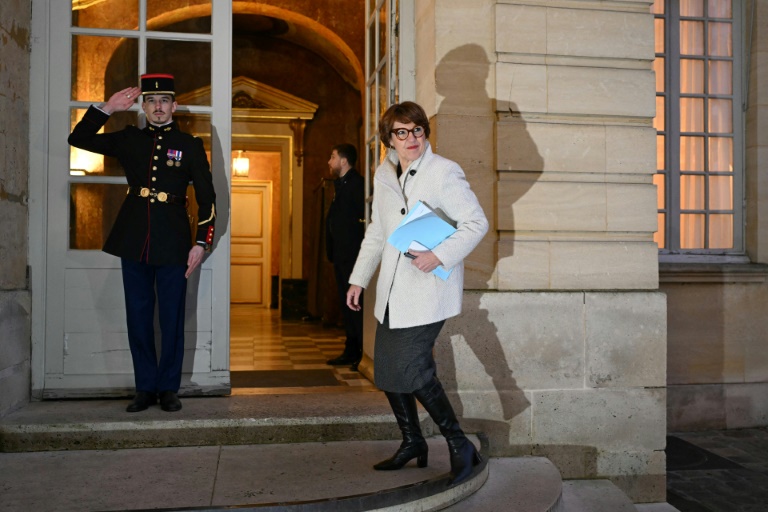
[70,147,102,174]
[233,150,249,177]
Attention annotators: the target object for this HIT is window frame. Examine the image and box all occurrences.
[655,0,746,263]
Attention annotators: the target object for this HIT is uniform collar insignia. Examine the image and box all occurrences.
[145,121,177,134]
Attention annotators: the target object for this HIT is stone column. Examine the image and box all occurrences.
[416,0,666,502]
[0,0,32,418]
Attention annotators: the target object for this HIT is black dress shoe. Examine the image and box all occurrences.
[327,353,359,366]
[350,360,361,372]
[159,391,182,412]
[126,392,157,413]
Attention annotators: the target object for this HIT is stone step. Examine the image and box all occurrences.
[0,395,678,511]
[0,437,499,511]
[0,393,417,452]
[442,457,564,512]
[560,480,637,512]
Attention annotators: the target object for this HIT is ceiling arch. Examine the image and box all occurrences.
[144,2,363,92]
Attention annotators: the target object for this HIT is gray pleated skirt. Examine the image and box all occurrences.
[374,310,446,393]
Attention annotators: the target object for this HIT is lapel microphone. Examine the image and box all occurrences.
[409,169,417,176]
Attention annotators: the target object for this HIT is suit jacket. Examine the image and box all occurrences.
[349,142,488,329]
[326,169,366,266]
[68,106,216,266]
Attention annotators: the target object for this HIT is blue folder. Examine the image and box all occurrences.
[387,201,457,280]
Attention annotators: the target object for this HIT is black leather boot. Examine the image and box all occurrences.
[374,392,429,470]
[413,377,482,485]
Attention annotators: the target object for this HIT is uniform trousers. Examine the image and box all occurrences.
[334,259,364,359]
[121,258,187,393]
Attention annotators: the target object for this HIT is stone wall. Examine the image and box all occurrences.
[416,0,665,502]
[663,267,768,431]
[0,0,31,418]
[666,0,768,432]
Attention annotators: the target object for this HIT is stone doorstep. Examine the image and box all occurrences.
[0,436,500,512]
[0,393,420,452]
[0,395,668,511]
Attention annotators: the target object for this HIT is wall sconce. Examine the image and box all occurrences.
[233,150,249,177]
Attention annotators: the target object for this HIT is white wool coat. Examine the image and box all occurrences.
[349,142,488,329]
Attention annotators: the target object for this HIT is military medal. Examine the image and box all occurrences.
[167,149,183,167]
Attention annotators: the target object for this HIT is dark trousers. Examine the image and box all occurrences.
[334,259,363,358]
[121,258,187,393]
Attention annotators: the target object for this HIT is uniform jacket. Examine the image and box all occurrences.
[68,106,216,266]
[349,142,488,329]
[326,169,366,266]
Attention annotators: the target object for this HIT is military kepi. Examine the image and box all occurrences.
[141,73,175,96]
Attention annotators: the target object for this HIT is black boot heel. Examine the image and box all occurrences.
[413,376,482,486]
[448,439,481,485]
[374,441,429,470]
[375,392,429,471]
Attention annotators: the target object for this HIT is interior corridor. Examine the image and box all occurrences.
[229,305,375,394]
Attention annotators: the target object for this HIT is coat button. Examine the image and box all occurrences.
[156,145,161,149]
[400,208,405,215]
[152,177,156,181]
[152,166,157,171]
[153,156,158,160]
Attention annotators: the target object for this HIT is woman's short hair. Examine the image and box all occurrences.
[378,101,431,145]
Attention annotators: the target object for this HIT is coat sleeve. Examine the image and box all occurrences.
[429,163,488,270]
[67,105,124,157]
[348,180,384,289]
[189,136,217,247]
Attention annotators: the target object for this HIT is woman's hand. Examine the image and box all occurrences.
[346,285,363,311]
[408,250,442,273]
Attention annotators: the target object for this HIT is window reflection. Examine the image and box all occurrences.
[147,39,211,106]
[72,0,138,30]
[71,35,139,103]
[69,109,139,176]
[147,0,212,34]
[69,183,126,250]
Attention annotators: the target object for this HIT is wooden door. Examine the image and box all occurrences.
[231,181,272,305]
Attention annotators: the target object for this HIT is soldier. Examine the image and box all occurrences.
[68,74,216,412]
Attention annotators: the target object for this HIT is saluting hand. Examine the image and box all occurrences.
[100,87,141,115]
[185,244,205,278]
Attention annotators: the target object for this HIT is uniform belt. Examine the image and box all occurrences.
[127,186,186,206]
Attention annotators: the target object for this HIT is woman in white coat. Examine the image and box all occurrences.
[346,101,488,486]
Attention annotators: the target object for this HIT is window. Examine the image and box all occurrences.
[365,0,399,220]
[67,0,214,249]
[653,0,743,257]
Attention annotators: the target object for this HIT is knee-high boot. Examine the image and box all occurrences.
[374,392,429,470]
[413,377,482,485]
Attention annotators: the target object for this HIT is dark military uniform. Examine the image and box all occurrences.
[68,106,216,263]
[326,168,365,361]
[68,105,215,396]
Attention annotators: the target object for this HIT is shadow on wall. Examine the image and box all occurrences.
[432,44,543,450]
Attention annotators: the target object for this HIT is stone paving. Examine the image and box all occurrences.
[666,427,768,512]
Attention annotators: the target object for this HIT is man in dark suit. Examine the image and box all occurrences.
[68,74,216,412]
[325,144,366,370]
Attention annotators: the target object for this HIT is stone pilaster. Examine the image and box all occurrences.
[0,0,32,418]
[415,0,665,502]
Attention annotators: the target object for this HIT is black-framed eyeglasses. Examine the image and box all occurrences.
[390,126,425,140]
